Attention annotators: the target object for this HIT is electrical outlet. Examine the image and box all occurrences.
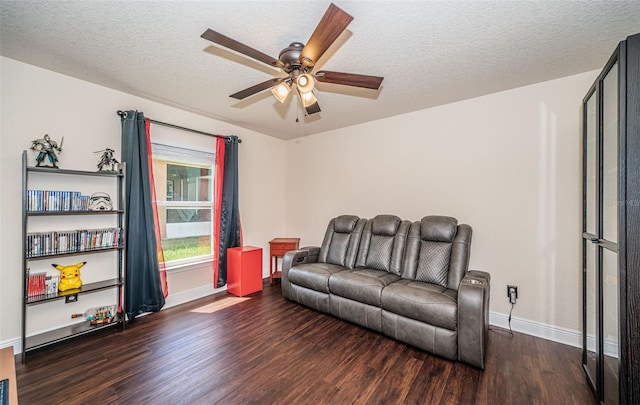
[507,285,518,304]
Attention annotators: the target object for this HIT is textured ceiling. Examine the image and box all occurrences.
[1,1,639,140]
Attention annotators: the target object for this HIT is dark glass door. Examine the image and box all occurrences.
[583,86,598,393]
[582,52,621,405]
[601,61,619,405]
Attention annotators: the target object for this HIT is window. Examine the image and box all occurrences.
[151,143,215,269]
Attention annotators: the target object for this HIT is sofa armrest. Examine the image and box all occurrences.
[281,247,320,300]
[457,270,491,369]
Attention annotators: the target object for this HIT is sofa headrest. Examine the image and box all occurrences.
[420,216,458,242]
[333,215,360,233]
[371,215,402,236]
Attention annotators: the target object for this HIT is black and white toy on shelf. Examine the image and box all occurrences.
[95,148,120,172]
[30,134,63,168]
[88,192,113,211]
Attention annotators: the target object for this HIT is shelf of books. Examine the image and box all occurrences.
[26,228,123,258]
[21,150,127,363]
[25,278,123,304]
[25,246,124,262]
[27,210,124,216]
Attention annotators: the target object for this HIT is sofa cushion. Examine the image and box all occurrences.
[318,215,366,269]
[356,215,411,275]
[420,216,458,243]
[402,218,461,288]
[288,263,348,294]
[334,215,360,233]
[381,279,458,331]
[415,241,452,287]
[329,269,401,306]
[365,234,395,271]
[371,215,401,236]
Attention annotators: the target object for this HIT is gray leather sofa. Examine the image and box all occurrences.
[281,214,491,369]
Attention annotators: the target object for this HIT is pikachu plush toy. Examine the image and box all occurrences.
[52,262,86,291]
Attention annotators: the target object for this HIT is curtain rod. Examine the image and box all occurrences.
[116,110,241,143]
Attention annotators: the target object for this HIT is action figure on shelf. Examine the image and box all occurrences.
[95,148,120,172]
[30,134,63,168]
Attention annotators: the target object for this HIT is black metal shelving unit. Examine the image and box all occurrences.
[21,150,127,363]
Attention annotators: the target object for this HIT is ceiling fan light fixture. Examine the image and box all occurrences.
[296,73,315,93]
[202,3,381,115]
[271,81,291,103]
[299,90,318,108]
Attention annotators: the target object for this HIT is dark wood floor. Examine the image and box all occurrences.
[14,282,595,404]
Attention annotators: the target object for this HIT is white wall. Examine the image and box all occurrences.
[0,57,286,349]
[285,70,598,337]
[1,54,602,351]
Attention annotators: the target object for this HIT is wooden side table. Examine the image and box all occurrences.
[269,238,300,284]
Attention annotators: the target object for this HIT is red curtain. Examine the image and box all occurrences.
[145,120,169,297]
[213,138,225,288]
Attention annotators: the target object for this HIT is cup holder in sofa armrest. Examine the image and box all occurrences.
[282,247,320,272]
[462,278,483,285]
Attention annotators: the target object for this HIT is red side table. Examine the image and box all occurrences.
[227,246,263,296]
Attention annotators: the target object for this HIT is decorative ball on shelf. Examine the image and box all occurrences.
[52,262,85,291]
[94,148,120,172]
[30,134,63,168]
[88,192,113,211]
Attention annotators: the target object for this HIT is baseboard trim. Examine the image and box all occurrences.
[0,338,21,356]
[490,311,581,348]
[163,284,226,309]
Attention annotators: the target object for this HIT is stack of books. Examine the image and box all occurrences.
[27,190,92,212]
[26,228,122,257]
[26,270,60,298]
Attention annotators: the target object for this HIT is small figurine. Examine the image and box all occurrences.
[30,134,63,168]
[88,192,113,211]
[71,305,117,325]
[52,261,85,291]
[94,148,120,172]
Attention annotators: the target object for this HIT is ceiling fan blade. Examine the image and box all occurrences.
[201,29,282,68]
[305,101,321,115]
[230,78,283,100]
[316,71,384,90]
[300,3,353,68]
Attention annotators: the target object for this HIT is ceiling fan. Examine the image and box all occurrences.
[201,3,384,115]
